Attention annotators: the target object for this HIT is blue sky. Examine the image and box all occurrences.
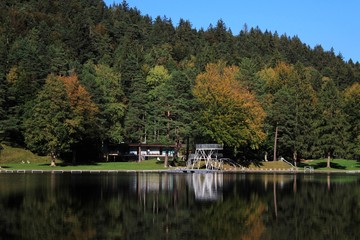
[104,0,360,62]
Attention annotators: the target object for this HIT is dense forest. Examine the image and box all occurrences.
[0,0,359,163]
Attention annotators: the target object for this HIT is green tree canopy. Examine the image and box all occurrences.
[24,75,74,165]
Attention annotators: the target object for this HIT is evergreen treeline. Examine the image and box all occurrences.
[1,0,359,162]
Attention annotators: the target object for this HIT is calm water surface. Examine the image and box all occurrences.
[0,172,359,240]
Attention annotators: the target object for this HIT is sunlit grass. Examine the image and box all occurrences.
[298,159,360,170]
[0,159,167,171]
[247,161,293,170]
[1,143,359,171]
[0,144,51,163]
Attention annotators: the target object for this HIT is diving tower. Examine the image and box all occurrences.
[187,144,223,170]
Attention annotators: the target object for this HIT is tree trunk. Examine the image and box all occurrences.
[327,152,331,168]
[273,124,278,161]
[138,145,142,162]
[293,151,297,167]
[50,151,56,167]
[72,149,76,165]
[164,151,168,168]
[167,109,171,140]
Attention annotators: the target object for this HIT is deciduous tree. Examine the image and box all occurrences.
[24,74,98,165]
[24,75,73,166]
[193,61,266,152]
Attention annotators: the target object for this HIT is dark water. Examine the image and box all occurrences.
[0,172,359,240]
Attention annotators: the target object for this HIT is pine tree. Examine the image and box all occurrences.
[123,72,149,143]
[81,61,126,144]
[316,77,349,167]
[343,83,360,159]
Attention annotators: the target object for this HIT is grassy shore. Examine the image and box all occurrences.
[0,160,166,171]
[1,144,359,171]
[0,144,51,163]
[0,159,359,172]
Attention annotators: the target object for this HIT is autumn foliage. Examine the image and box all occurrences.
[193,62,266,149]
[58,74,98,118]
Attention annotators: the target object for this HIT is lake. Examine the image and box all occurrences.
[0,172,359,240]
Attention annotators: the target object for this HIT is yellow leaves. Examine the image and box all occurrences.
[146,65,170,87]
[242,200,266,240]
[194,62,240,106]
[344,82,360,100]
[257,61,295,93]
[6,66,19,84]
[193,62,266,148]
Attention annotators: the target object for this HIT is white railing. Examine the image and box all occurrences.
[195,144,223,150]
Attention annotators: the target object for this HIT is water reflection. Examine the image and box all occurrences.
[134,172,223,201]
[189,173,223,201]
[0,173,359,239]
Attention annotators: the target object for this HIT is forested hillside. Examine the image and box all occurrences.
[1,0,359,162]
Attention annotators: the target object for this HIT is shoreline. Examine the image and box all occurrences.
[1,168,359,174]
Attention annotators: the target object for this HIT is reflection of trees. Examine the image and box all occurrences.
[0,173,267,239]
[131,172,265,240]
[193,194,265,240]
[0,174,98,239]
[0,173,358,239]
[263,174,360,240]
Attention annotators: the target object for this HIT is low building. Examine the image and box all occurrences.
[104,143,176,162]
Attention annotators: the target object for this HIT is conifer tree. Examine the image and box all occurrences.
[343,83,360,159]
[123,72,149,143]
[316,77,349,167]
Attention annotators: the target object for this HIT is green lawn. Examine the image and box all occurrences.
[0,159,167,171]
[298,159,360,170]
[246,161,294,170]
[0,144,51,163]
[1,159,359,171]
[0,144,167,170]
[1,143,359,171]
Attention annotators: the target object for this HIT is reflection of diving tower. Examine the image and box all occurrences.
[187,144,223,170]
[189,173,223,201]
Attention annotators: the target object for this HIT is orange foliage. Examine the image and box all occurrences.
[94,23,107,35]
[58,74,98,118]
[241,200,266,240]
